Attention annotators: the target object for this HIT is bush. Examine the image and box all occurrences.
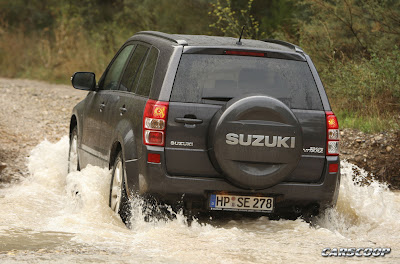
[0,0,399,132]
[321,48,400,117]
[295,0,400,131]
[0,17,124,83]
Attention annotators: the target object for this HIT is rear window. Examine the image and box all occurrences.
[171,54,323,110]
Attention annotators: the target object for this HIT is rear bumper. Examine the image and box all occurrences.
[125,155,340,211]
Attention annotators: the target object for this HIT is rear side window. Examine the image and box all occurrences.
[171,54,323,110]
[102,45,134,90]
[119,44,149,92]
[135,47,159,97]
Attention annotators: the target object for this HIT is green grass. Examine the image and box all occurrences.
[336,110,400,133]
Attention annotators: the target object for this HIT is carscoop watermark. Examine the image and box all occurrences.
[322,248,391,257]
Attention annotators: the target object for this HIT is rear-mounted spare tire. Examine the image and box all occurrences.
[208,95,303,189]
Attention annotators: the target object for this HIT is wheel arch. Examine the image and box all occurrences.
[109,141,122,170]
[69,100,85,142]
[109,140,133,197]
[69,115,78,136]
[112,120,139,163]
[109,120,139,196]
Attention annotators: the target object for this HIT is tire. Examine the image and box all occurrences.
[109,151,131,226]
[68,126,80,173]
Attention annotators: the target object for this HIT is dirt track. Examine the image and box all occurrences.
[340,128,400,189]
[0,78,399,188]
[0,78,85,185]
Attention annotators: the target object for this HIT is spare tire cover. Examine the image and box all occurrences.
[208,95,303,189]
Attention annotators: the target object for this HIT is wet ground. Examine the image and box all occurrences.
[0,78,399,263]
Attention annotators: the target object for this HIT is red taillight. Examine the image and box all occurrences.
[145,131,164,145]
[147,153,161,163]
[327,114,339,129]
[326,111,339,156]
[153,106,167,119]
[225,50,265,57]
[143,100,169,146]
[329,164,339,173]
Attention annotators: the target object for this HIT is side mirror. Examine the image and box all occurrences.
[71,72,96,91]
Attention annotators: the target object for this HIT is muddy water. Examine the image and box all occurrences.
[0,138,399,263]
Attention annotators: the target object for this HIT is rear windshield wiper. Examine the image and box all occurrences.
[202,96,233,102]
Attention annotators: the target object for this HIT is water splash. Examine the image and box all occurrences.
[0,137,399,263]
[317,161,400,244]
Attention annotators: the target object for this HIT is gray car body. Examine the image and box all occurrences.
[70,31,340,214]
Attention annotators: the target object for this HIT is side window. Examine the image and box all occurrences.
[135,47,159,97]
[102,45,134,91]
[119,44,149,92]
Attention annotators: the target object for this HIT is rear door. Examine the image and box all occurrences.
[95,44,135,162]
[124,46,161,159]
[165,52,326,183]
[103,43,152,161]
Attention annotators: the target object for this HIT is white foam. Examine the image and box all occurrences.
[0,137,399,263]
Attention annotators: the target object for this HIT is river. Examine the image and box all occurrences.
[0,137,399,263]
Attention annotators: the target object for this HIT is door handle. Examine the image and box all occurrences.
[99,102,106,112]
[119,105,127,115]
[175,117,203,124]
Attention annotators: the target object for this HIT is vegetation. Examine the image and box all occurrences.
[0,0,398,132]
[297,0,400,132]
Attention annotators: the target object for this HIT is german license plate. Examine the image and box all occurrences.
[209,194,274,212]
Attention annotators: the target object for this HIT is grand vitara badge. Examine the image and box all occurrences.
[225,133,295,148]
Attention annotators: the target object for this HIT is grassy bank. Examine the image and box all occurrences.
[321,49,400,132]
[0,21,124,84]
[336,111,400,133]
[0,27,399,133]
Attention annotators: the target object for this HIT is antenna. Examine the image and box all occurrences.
[236,26,245,45]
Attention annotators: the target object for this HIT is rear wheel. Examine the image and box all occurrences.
[109,151,131,226]
[68,127,80,173]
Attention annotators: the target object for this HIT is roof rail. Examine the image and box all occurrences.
[136,31,188,46]
[261,39,303,53]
